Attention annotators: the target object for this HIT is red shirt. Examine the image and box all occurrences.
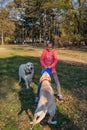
[40,49,58,73]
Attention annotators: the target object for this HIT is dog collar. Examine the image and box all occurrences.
[40,78,50,83]
[25,70,32,75]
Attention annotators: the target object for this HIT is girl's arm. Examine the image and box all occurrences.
[49,50,58,68]
[40,50,47,67]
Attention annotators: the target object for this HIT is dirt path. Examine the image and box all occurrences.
[57,48,87,65]
[59,54,87,64]
[0,45,87,64]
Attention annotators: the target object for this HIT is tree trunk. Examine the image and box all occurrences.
[39,29,41,44]
[1,30,4,45]
[32,19,35,44]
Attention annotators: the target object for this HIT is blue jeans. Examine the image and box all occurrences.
[36,82,42,97]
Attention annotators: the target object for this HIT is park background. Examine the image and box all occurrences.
[0,0,87,130]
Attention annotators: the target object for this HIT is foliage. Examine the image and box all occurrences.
[54,33,84,47]
[0,8,15,44]
[0,0,87,46]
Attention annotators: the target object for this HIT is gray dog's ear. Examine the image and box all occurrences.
[32,63,34,66]
[31,63,33,66]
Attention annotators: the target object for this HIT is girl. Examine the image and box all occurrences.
[35,39,64,104]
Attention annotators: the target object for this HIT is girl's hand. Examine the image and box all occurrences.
[44,66,51,68]
[44,66,47,68]
[47,66,51,68]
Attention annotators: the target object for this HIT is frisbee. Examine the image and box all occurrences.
[41,68,52,75]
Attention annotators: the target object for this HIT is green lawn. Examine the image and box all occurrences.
[0,45,87,130]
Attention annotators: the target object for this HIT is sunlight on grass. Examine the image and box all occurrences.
[0,45,87,130]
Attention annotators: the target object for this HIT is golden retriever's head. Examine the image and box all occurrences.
[40,72,51,82]
[25,62,34,74]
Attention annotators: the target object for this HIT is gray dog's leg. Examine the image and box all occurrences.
[19,76,21,83]
[25,78,29,89]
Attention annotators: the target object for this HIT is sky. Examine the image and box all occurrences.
[0,0,12,7]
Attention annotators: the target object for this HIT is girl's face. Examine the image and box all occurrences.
[46,44,53,52]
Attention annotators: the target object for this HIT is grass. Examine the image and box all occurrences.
[0,45,87,130]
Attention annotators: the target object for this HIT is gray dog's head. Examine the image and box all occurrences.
[25,62,34,74]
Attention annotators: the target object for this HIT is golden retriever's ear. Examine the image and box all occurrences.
[40,76,43,82]
[48,76,51,81]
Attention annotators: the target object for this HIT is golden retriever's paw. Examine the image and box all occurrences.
[26,87,30,89]
[48,120,57,125]
[30,121,33,124]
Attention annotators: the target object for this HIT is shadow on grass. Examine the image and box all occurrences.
[17,82,81,130]
[17,86,35,121]
[0,55,87,129]
[40,110,81,130]
[57,60,87,100]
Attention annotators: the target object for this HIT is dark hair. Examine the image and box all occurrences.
[46,39,54,47]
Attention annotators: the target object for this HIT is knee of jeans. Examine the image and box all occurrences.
[38,82,42,87]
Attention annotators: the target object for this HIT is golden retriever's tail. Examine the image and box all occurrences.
[32,109,47,126]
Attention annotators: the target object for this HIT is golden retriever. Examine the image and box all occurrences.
[31,72,57,126]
